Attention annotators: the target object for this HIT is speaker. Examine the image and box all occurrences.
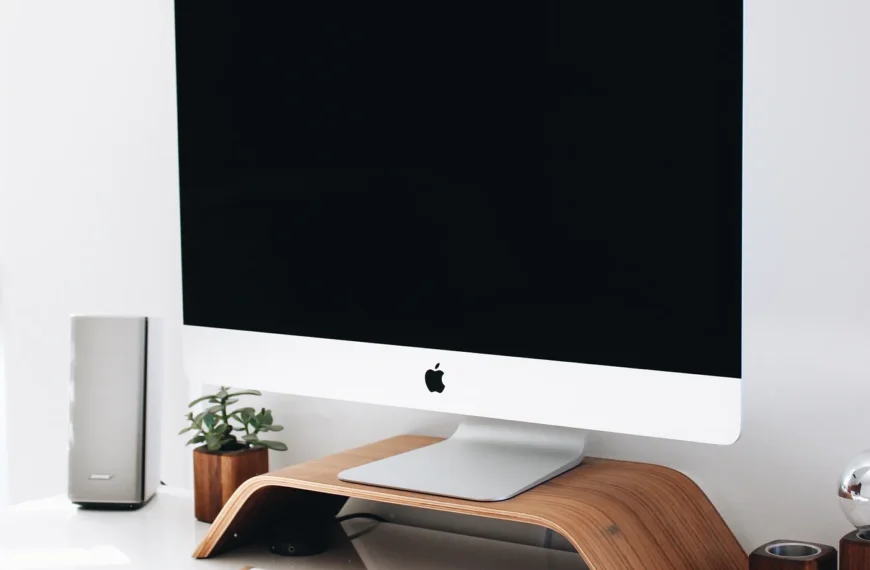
[68,315,161,508]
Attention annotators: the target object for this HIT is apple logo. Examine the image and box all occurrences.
[425,363,445,393]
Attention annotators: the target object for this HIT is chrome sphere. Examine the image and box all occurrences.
[840,450,870,529]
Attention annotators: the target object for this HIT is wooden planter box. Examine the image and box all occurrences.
[194,446,269,523]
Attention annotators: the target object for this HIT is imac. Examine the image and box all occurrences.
[175,1,742,500]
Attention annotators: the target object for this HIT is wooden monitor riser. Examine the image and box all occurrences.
[193,435,748,570]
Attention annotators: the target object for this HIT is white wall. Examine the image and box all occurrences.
[0,292,8,507]
[2,0,870,555]
[0,1,10,506]
[0,1,190,502]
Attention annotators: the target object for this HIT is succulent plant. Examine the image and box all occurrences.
[179,386,288,452]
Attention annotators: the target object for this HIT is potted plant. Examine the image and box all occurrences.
[180,386,287,523]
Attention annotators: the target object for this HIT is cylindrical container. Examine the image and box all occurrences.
[840,530,870,570]
[749,540,836,569]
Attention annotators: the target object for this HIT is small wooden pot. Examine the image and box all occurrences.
[193,446,269,523]
[840,529,870,570]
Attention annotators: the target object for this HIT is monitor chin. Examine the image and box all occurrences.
[182,325,742,445]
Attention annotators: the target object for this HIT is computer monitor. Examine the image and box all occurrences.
[175,1,742,500]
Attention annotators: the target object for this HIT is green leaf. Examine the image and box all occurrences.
[227,389,262,398]
[187,394,217,408]
[193,411,207,425]
[186,435,205,446]
[233,408,256,423]
[261,410,273,426]
[216,388,229,400]
[223,398,239,406]
[214,424,228,435]
[178,426,194,435]
[256,440,288,451]
[203,413,217,429]
[242,434,259,443]
[205,434,221,451]
[206,404,223,414]
[260,424,283,432]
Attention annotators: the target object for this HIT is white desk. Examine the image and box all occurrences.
[0,487,586,569]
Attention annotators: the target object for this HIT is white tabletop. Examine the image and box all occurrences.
[0,487,586,569]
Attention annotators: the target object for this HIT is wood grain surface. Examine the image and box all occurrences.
[193,435,747,570]
[194,446,269,523]
[839,530,870,570]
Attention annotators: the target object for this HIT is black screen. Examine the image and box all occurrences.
[175,1,742,379]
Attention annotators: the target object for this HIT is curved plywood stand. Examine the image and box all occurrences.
[193,436,747,570]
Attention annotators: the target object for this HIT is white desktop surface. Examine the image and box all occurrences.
[0,487,585,570]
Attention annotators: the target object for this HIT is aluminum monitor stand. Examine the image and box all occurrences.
[338,419,588,502]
